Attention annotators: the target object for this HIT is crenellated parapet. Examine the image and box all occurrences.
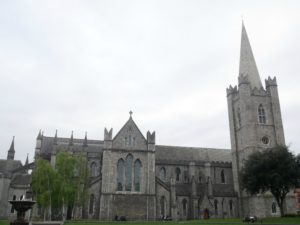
[265,76,277,87]
[251,86,267,96]
[226,85,238,96]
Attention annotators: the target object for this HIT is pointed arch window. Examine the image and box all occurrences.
[125,154,133,191]
[237,107,242,128]
[221,170,225,183]
[117,159,125,191]
[134,159,142,191]
[182,199,188,217]
[89,194,94,214]
[175,167,181,181]
[91,162,97,177]
[214,199,218,215]
[160,167,166,181]
[258,104,266,124]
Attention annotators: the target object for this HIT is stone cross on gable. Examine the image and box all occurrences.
[129,110,133,117]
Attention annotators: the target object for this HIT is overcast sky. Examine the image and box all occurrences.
[1,1,300,163]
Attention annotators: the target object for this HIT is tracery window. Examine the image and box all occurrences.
[89,194,94,214]
[134,159,141,191]
[160,167,166,181]
[175,167,181,181]
[182,199,187,217]
[90,162,97,177]
[214,199,218,215]
[221,170,225,183]
[117,159,125,191]
[258,104,266,124]
[125,154,133,191]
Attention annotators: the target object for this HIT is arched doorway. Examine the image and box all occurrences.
[203,208,210,219]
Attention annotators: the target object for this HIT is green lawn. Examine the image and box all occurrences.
[1,217,300,225]
[64,217,300,225]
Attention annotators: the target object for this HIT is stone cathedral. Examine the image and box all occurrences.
[0,23,297,220]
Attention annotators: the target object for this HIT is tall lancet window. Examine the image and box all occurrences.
[125,154,133,191]
[134,159,142,191]
[117,159,124,191]
[258,104,266,124]
[237,107,242,128]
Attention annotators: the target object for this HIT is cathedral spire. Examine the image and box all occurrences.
[7,136,15,160]
[239,22,263,89]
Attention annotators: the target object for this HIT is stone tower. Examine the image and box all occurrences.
[227,23,285,217]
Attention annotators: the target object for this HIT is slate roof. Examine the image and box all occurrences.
[155,145,231,164]
[40,136,104,155]
[0,159,22,176]
[11,173,31,186]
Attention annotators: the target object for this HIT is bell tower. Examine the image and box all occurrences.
[227,22,285,217]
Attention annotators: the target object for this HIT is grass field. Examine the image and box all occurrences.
[1,217,300,225]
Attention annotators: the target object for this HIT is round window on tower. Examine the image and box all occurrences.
[261,136,269,145]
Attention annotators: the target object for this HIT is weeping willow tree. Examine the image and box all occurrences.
[32,151,89,220]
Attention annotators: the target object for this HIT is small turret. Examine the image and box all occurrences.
[83,132,88,147]
[104,128,113,149]
[7,136,15,160]
[37,130,42,140]
[69,131,74,146]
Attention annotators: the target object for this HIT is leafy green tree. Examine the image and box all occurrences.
[241,145,300,216]
[32,158,57,220]
[32,151,90,220]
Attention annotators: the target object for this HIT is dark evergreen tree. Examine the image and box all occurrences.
[241,145,300,216]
